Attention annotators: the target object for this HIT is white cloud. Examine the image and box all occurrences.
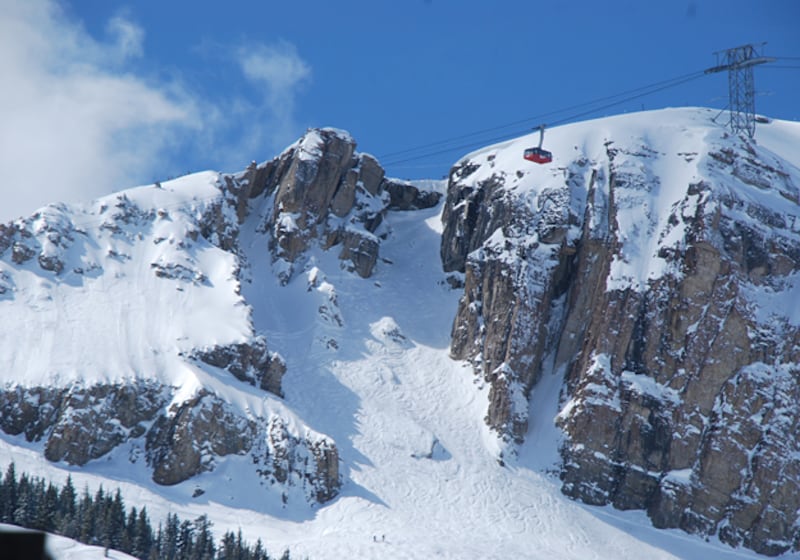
[0,1,314,224]
[233,41,312,154]
[239,42,312,98]
[0,0,198,223]
[106,14,145,61]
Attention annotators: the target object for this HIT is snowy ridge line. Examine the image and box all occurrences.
[2,172,222,230]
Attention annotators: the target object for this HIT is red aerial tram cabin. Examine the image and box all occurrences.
[524,124,553,164]
[523,147,552,164]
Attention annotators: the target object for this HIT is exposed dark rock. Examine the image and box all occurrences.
[11,241,35,264]
[215,128,430,283]
[440,171,511,273]
[251,416,341,503]
[385,179,442,211]
[0,270,10,295]
[37,253,64,273]
[552,143,800,555]
[45,384,165,465]
[357,154,385,196]
[193,337,286,397]
[331,169,358,218]
[198,196,240,252]
[0,223,16,255]
[0,386,65,442]
[443,161,583,441]
[0,381,340,503]
[337,231,380,278]
[309,439,340,503]
[0,382,166,466]
[150,262,208,284]
[146,391,256,485]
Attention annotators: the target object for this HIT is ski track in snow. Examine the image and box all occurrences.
[1,109,799,559]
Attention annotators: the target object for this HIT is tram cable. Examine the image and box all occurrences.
[378,69,707,161]
[381,69,707,168]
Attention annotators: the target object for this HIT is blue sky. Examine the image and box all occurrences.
[1,0,798,221]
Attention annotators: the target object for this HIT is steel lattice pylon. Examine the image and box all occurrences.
[705,44,775,138]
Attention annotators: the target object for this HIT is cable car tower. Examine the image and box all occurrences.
[704,43,775,138]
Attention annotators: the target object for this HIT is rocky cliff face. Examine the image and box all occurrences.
[225,127,441,283]
[0,127,438,506]
[441,109,800,555]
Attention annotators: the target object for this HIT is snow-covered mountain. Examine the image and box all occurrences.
[1,108,799,559]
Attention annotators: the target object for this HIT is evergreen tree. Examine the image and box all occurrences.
[95,486,114,548]
[0,468,5,523]
[123,506,137,554]
[13,472,34,526]
[1,462,17,523]
[194,514,215,560]
[104,488,126,550]
[0,462,285,560]
[78,486,96,544]
[253,537,269,560]
[177,518,195,560]
[34,481,58,532]
[236,529,246,560]
[162,513,180,560]
[57,475,78,538]
[28,478,45,530]
[252,538,267,560]
[149,522,164,560]
[134,507,154,559]
[218,531,237,560]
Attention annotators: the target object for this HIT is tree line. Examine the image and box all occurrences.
[0,462,291,560]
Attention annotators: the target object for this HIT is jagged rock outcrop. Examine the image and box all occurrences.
[0,382,167,465]
[252,416,341,504]
[385,178,442,211]
[146,393,340,500]
[441,113,800,555]
[218,128,440,282]
[0,128,441,287]
[0,382,339,501]
[192,337,286,396]
[442,160,584,440]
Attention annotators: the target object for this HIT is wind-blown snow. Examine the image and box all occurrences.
[1,108,799,559]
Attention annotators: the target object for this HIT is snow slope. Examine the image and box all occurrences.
[0,172,247,390]
[1,108,799,558]
[0,524,137,560]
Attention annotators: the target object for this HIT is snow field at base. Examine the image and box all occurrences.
[1,108,800,558]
